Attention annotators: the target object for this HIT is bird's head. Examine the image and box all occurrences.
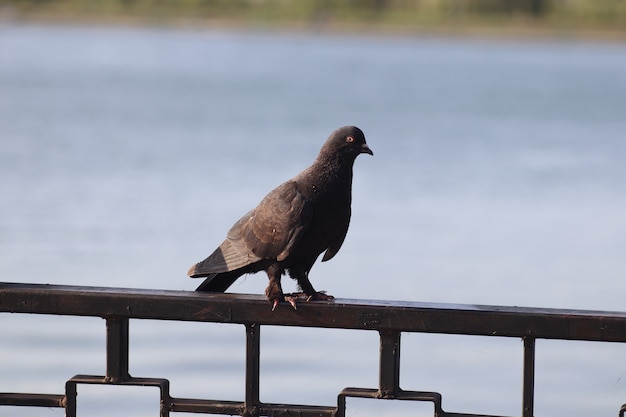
[322,126,374,160]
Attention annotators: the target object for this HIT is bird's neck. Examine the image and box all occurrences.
[299,154,355,196]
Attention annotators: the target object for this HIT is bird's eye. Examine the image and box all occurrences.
[346,136,354,143]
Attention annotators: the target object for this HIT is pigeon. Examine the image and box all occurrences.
[188,126,373,310]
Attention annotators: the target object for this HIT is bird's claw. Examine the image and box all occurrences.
[285,295,298,310]
[270,291,334,311]
[290,291,335,305]
[307,291,335,302]
[270,295,299,311]
[297,291,335,302]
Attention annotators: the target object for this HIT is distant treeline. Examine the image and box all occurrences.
[1,0,625,35]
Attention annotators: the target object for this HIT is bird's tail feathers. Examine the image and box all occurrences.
[195,270,244,292]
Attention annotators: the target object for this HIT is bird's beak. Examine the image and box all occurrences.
[361,144,374,156]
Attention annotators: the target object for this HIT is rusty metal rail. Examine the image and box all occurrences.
[1,281,625,416]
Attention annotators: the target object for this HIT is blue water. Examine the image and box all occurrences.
[1,23,625,416]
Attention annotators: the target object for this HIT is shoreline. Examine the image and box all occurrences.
[2,11,625,43]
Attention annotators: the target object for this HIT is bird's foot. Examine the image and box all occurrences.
[288,291,335,307]
[304,291,335,302]
[271,292,334,311]
[283,295,299,310]
[270,294,298,311]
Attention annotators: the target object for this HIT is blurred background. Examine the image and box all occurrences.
[0,0,626,38]
[1,1,625,416]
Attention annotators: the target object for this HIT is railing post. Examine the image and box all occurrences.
[522,336,536,417]
[244,323,260,417]
[378,330,401,398]
[65,380,77,417]
[105,317,130,383]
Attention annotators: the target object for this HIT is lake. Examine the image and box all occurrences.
[0,23,625,417]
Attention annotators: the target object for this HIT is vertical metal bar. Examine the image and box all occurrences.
[105,317,130,383]
[522,336,536,417]
[64,380,77,417]
[160,402,170,417]
[336,393,347,417]
[159,379,172,417]
[378,330,401,398]
[245,323,260,415]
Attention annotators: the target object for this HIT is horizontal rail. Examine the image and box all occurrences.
[1,282,626,341]
[0,393,65,407]
[2,281,626,417]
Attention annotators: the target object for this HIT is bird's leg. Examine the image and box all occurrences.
[265,265,285,311]
[290,270,335,305]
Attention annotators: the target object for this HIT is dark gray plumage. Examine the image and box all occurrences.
[188,126,373,309]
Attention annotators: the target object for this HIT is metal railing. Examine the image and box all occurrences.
[1,281,625,417]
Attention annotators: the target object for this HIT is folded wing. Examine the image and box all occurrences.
[188,180,312,277]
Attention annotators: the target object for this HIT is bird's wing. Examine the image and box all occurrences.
[188,211,259,277]
[320,212,350,262]
[188,181,312,277]
[243,180,312,261]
